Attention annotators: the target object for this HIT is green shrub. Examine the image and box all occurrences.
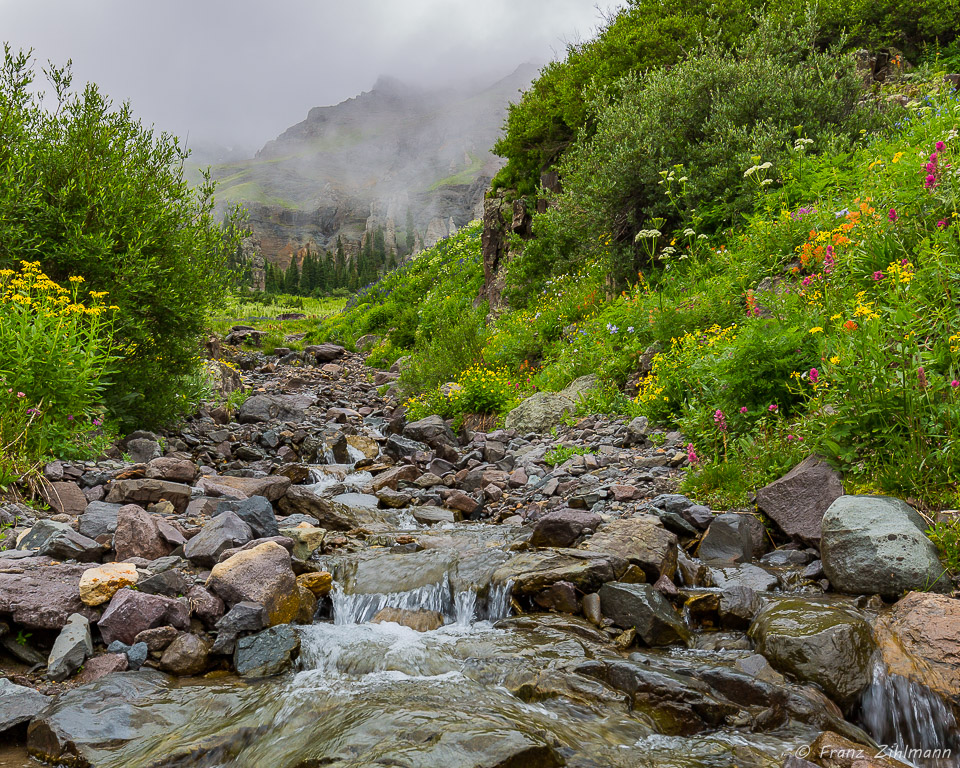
[544,444,590,466]
[0,48,244,427]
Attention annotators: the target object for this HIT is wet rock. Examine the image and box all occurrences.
[494,549,625,597]
[873,591,960,713]
[734,653,784,685]
[749,599,874,709]
[98,589,190,645]
[529,509,602,548]
[47,613,93,681]
[215,495,280,538]
[297,571,333,597]
[371,464,421,492]
[113,504,171,561]
[809,731,905,768]
[106,478,192,514]
[206,541,299,626]
[234,624,300,678]
[372,607,445,631]
[821,495,949,597]
[74,653,128,684]
[0,559,98,630]
[159,633,211,676]
[197,474,291,502]
[77,501,122,539]
[756,455,843,545]
[534,581,580,614]
[718,586,763,629]
[41,480,88,515]
[698,513,768,564]
[78,562,140,606]
[598,582,690,646]
[583,592,602,625]
[384,433,430,462]
[133,626,179,653]
[145,457,198,484]
[343,548,456,597]
[279,486,388,530]
[579,515,678,581]
[0,678,49,734]
[378,488,414,508]
[710,564,779,592]
[277,524,325,560]
[18,520,105,562]
[760,548,814,566]
[346,434,379,460]
[183,511,253,567]
[577,658,738,735]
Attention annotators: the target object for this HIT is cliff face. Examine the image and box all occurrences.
[211,65,535,268]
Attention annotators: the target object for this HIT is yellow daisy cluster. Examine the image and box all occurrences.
[852,291,880,320]
[0,261,117,318]
[884,259,914,285]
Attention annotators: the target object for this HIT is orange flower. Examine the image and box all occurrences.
[843,320,858,331]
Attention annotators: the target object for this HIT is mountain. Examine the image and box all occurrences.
[208,64,537,272]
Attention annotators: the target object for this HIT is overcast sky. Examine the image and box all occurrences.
[0,0,620,153]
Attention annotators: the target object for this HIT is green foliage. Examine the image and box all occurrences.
[0,47,245,427]
[544,444,590,467]
[405,365,526,422]
[927,517,960,572]
[573,379,639,417]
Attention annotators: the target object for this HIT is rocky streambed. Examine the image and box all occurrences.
[1,344,959,768]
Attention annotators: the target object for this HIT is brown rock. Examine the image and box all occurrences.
[756,454,843,545]
[97,589,190,645]
[0,559,99,630]
[159,633,211,676]
[41,481,88,515]
[443,489,480,516]
[105,479,192,514]
[145,457,198,484]
[529,509,602,548]
[133,625,179,653]
[205,541,299,626]
[196,474,291,502]
[580,516,678,581]
[534,581,580,614]
[73,653,128,684]
[113,505,171,561]
[371,464,420,492]
[371,607,444,631]
[186,585,226,627]
[809,731,904,768]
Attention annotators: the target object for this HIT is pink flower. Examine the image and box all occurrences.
[926,162,937,173]
[936,141,946,151]
[809,368,819,383]
[686,443,699,465]
[952,380,959,388]
[768,404,778,412]
[937,220,947,229]
[740,406,748,414]
[802,276,812,287]
[888,209,898,222]
[824,245,835,274]
[873,271,884,281]
[918,367,928,389]
[787,434,796,441]
[931,153,938,162]
[67,414,74,421]
[16,392,25,398]
[926,174,937,188]
[713,409,728,432]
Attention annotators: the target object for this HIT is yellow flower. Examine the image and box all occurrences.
[829,356,840,365]
[68,275,85,283]
[809,327,824,334]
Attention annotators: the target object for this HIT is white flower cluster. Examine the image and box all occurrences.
[634,229,662,241]
[743,161,773,177]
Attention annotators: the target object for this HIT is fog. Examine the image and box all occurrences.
[0,0,622,153]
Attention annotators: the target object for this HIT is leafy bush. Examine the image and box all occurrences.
[405,365,526,422]
[544,444,590,466]
[0,48,244,427]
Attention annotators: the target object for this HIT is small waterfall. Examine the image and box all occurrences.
[331,580,513,627]
[860,658,959,768]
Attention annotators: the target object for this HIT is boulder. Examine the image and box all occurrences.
[113,504,171,561]
[409,506,456,525]
[749,599,874,709]
[205,541,299,626]
[277,524,325,560]
[137,568,191,598]
[580,516,678,581]
[0,559,98,630]
[197,474,291,502]
[17,520,105,562]
[529,509,602,548]
[211,601,268,655]
[238,394,312,424]
[47,613,93,681]
[215,495,280,538]
[159,633,211,676]
[598,582,690,646]
[279,486,388,530]
[372,607,445,631]
[234,625,300,678]
[504,393,575,435]
[126,437,161,463]
[105,479,192,514]
[873,591,960,714]
[384,434,429,461]
[145,457,198,484]
[403,415,457,450]
[40,480,88,515]
[809,731,906,768]
[79,562,140,606]
[97,589,190,645]
[697,513,768,564]
[183,512,253,567]
[0,678,50,733]
[493,549,626,597]
[305,343,346,362]
[77,501,122,540]
[756,455,843,545]
[821,495,949,597]
[297,571,333,598]
[371,464,421,492]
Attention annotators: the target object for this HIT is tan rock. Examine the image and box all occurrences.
[372,607,444,632]
[206,541,299,626]
[580,515,678,581]
[278,524,325,560]
[78,563,140,607]
[345,435,379,460]
[297,571,333,598]
[810,731,904,768]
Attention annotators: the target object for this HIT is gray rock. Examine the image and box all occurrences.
[403,415,457,450]
[278,486,390,530]
[215,495,280,538]
[17,520,105,563]
[306,343,346,362]
[47,613,93,682]
[624,416,649,446]
[126,642,149,670]
[238,394,312,424]
[409,506,456,525]
[105,478,192,514]
[159,633,211,676]
[821,495,949,597]
[529,509,602,548]
[137,568,190,598]
[718,586,763,629]
[384,433,429,461]
[40,481,88,515]
[77,501,122,539]
[211,601,268,655]
[126,438,162,464]
[504,393,575,435]
[579,516,678,582]
[598,582,690,646]
[749,598,875,709]
[0,678,50,734]
[234,625,300,678]
[0,559,98,630]
[710,564,779,592]
[205,541,299,626]
[756,455,844,545]
[183,511,253,567]
[698,513,768,564]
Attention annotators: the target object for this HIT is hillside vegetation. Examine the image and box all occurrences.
[316,5,960,510]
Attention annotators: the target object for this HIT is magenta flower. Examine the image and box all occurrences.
[686,443,699,465]
[802,276,812,287]
[713,409,728,432]
[926,174,937,188]
[926,162,937,172]
[740,406,748,414]
[937,220,947,229]
[810,368,819,383]
[936,141,946,151]
[952,380,960,389]
[888,209,898,222]
[873,271,884,281]
[768,404,778,412]
[67,415,74,421]
[824,245,835,274]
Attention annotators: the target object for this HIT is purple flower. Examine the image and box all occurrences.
[926,174,937,188]
[937,220,947,229]
[739,406,748,414]
[888,209,897,222]
[713,409,728,432]
[67,415,74,421]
